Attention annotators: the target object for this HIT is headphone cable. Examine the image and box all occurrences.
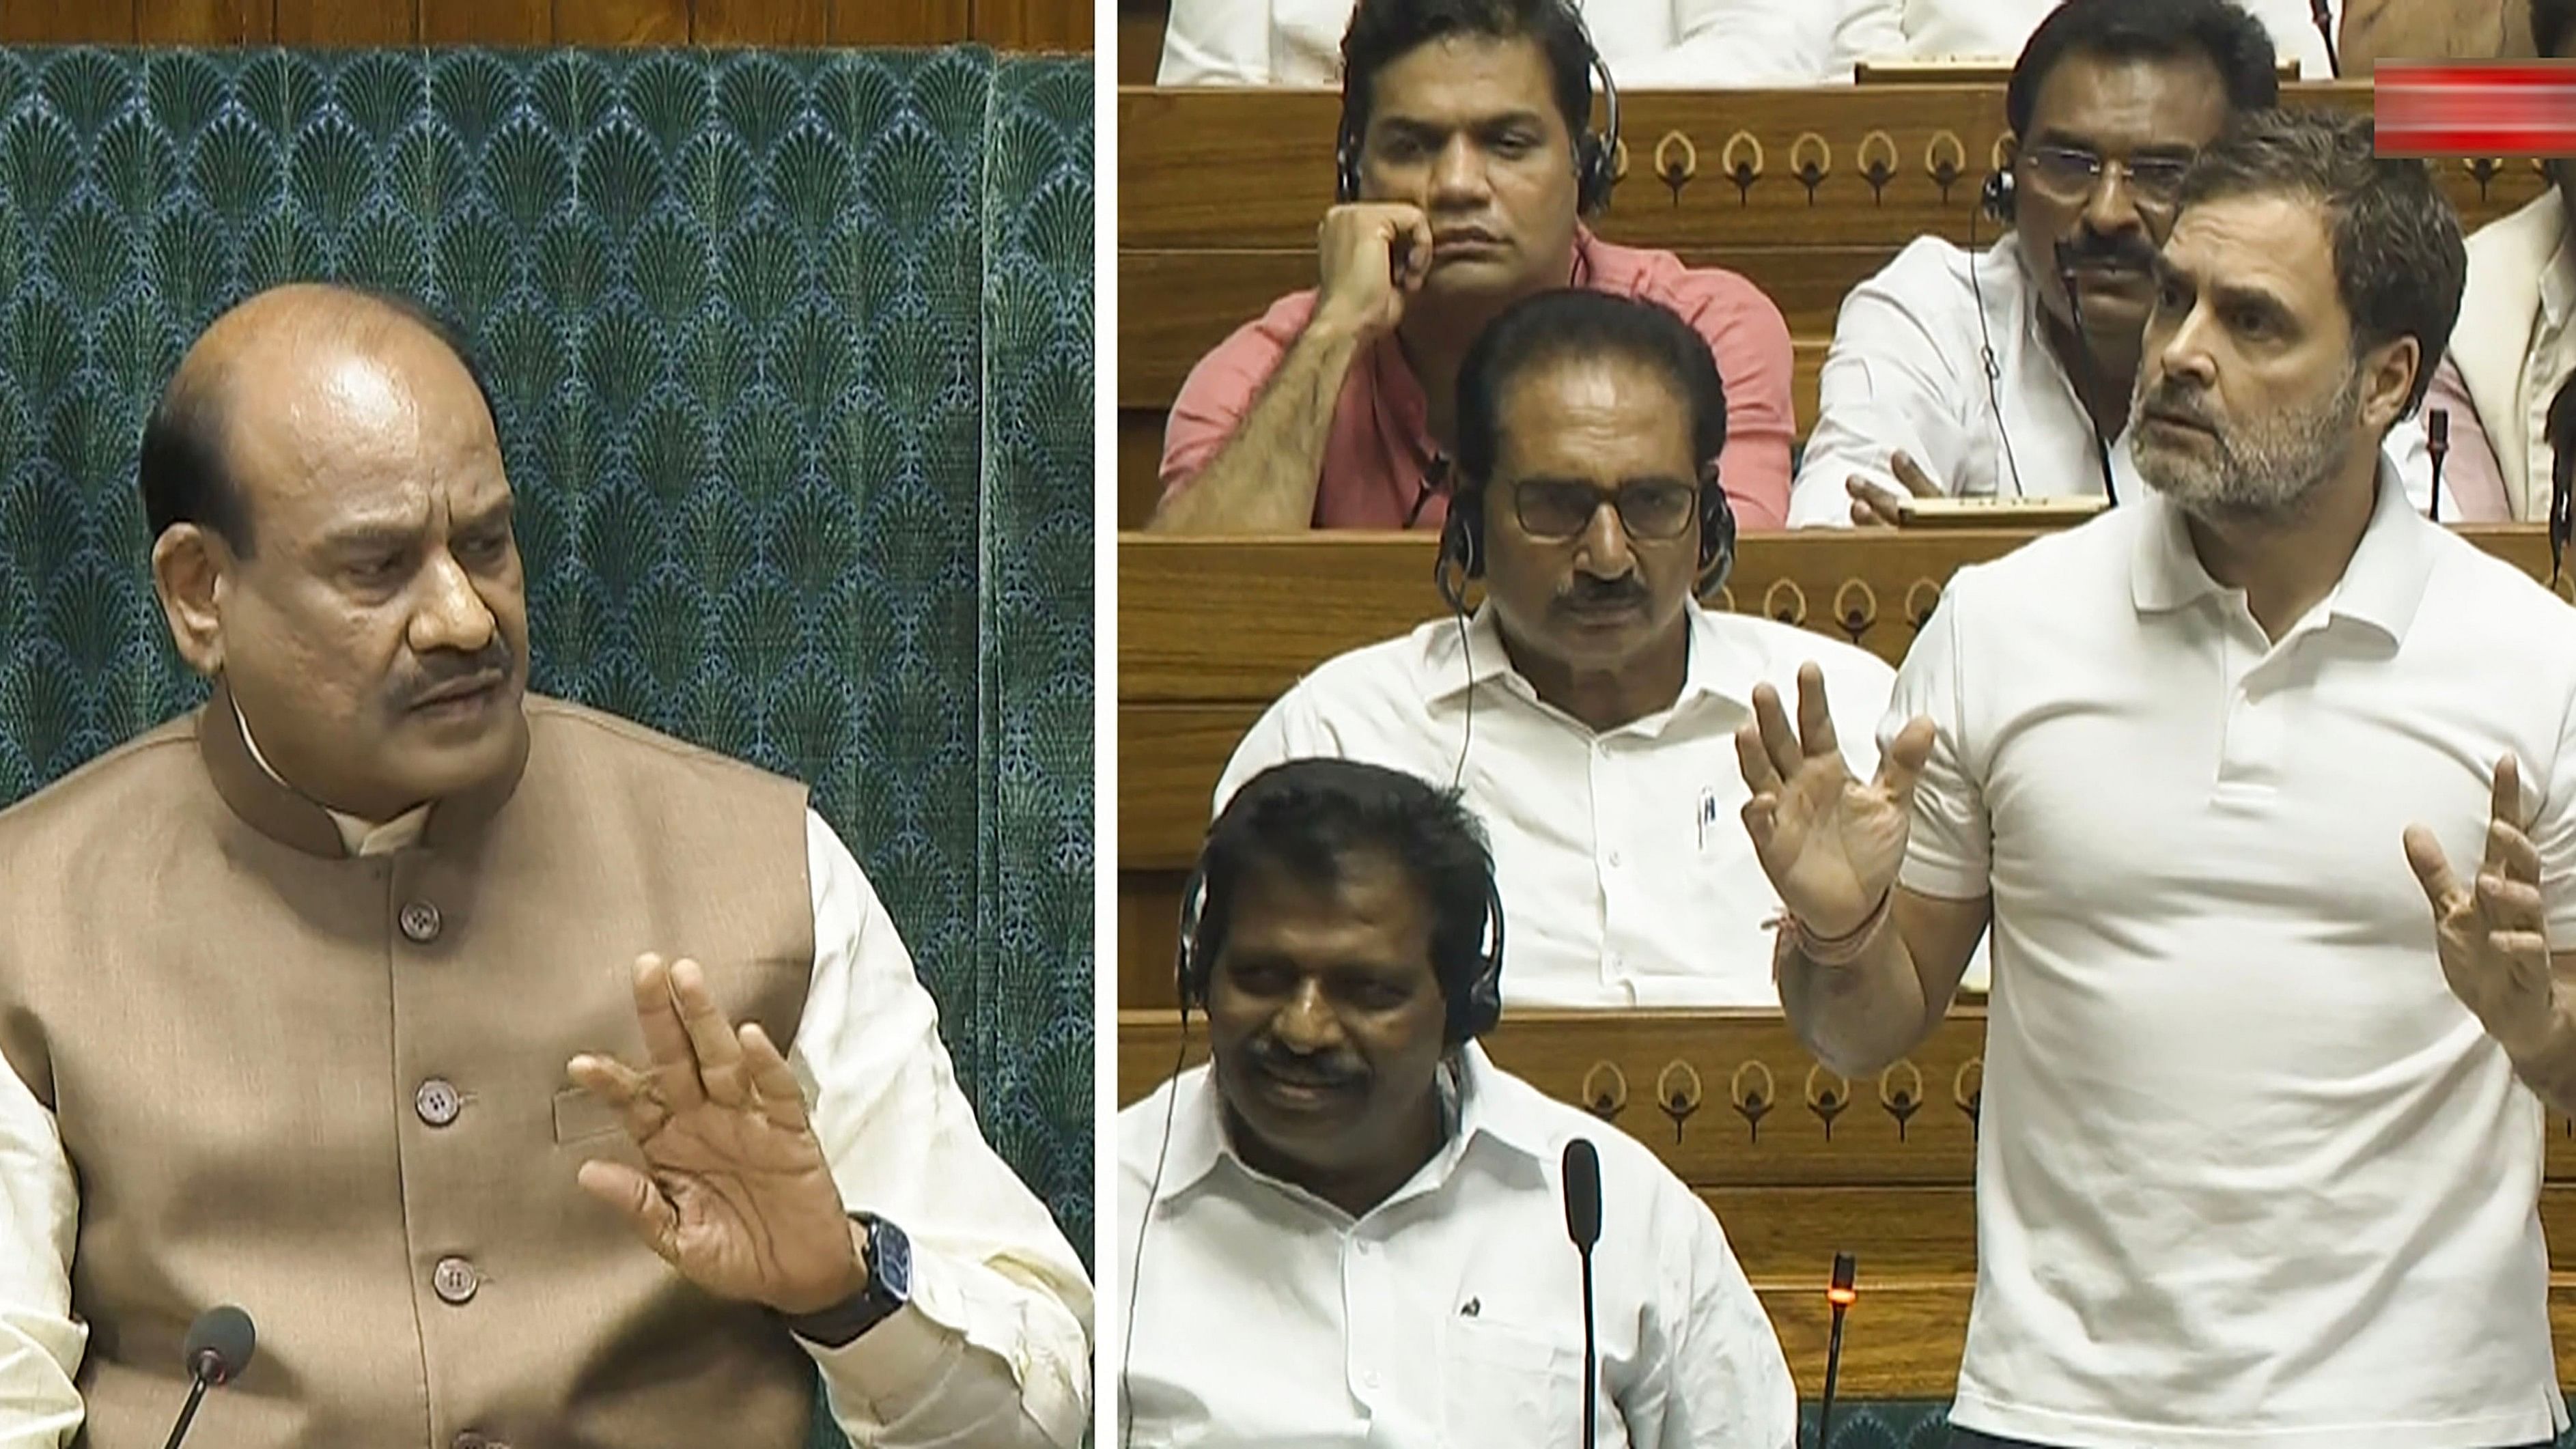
[1119,970,1199,1446]
[1965,186,2026,498]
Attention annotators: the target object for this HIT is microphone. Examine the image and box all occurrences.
[1562,1138,1602,1449]
[2052,241,2121,506]
[163,1305,256,1449]
[2427,408,2448,522]
[2310,0,2340,77]
[2547,371,2576,587]
[1815,1254,1857,1449]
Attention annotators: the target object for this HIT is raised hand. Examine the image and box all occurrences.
[1845,450,1946,527]
[569,954,865,1316]
[1737,662,1937,940]
[2405,755,2558,1056]
[1312,201,1434,343]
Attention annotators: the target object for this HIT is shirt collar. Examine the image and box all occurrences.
[2129,451,2435,643]
[2543,222,2576,332]
[1415,599,1750,718]
[1151,1043,1549,1212]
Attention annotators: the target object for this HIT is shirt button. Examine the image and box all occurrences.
[400,901,443,944]
[415,1079,462,1127]
[1363,1370,1382,1388]
[432,1256,479,1304]
[1608,850,1624,868]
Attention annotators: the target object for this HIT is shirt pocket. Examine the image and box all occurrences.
[1442,1319,1583,1448]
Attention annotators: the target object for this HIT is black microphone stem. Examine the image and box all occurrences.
[1817,1299,1848,1449]
[1579,1243,1598,1449]
[162,1377,209,1449]
[2055,248,2119,506]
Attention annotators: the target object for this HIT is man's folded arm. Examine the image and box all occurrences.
[789,809,1093,1449]
[0,1043,84,1449]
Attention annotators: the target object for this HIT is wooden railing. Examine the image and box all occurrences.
[1116,81,2553,524]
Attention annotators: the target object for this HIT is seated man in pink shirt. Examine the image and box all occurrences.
[1149,0,1796,534]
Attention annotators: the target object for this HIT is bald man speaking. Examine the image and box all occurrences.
[0,285,1091,1449]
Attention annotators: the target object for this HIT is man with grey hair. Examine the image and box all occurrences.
[1739,109,2576,1448]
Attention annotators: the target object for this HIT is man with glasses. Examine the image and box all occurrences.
[1789,0,2438,525]
[1213,291,1891,1007]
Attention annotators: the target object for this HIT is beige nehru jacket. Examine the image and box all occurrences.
[0,692,824,1448]
[2339,0,2532,72]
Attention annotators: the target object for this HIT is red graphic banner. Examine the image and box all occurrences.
[2375,62,2576,156]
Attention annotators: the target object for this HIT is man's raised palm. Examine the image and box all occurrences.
[1735,663,1936,939]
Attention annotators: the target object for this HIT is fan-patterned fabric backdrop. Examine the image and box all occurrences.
[0,44,1093,1310]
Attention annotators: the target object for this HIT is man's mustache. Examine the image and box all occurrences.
[1562,576,1648,609]
[395,640,516,707]
[2060,231,2158,273]
[1244,1038,1365,1088]
[2141,384,2223,432]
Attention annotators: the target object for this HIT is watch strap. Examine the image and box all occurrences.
[782,1213,909,1349]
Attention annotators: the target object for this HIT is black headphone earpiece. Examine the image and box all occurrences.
[1696,475,1737,595]
[1981,167,2016,225]
[1176,861,1507,1047]
[1335,0,1621,214]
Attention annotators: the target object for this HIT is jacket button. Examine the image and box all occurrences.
[400,900,443,944]
[415,1079,461,1127]
[432,1256,479,1305]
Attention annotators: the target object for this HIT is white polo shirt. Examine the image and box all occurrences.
[1116,1046,1800,1449]
[1216,602,1898,1006]
[1788,238,2445,529]
[1894,460,2576,1448]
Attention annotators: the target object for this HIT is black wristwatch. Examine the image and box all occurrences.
[782,1213,912,1349]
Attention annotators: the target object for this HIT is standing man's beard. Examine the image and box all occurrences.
[2131,361,2367,524]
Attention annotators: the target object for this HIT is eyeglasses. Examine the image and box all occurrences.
[2021,145,2194,206]
[1511,479,1698,541]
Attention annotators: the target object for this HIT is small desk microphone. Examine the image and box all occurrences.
[163,1304,256,1449]
[1815,1254,1856,1449]
[1563,1138,1603,1449]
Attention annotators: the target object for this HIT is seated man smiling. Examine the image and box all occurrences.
[1117,757,1797,1449]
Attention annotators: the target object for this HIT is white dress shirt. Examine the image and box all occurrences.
[1158,0,1833,89]
[1825,0,2336,83]
[1892,462,2573,1447]
[1117,1047,1799,1449]
[0,727,1093,1449]
[1216,602,1897,1006]
[1788,236,2446,529]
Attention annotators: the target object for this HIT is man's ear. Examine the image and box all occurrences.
[151,523,229,678]
[2356,335,2422,436]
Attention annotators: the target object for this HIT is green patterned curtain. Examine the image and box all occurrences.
[0,46,1095,1306]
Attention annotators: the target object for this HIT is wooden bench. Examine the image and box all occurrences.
[1117,81,2552,525]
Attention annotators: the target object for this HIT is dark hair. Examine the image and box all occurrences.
[2006,0,2279,139]
[139,287,500,558]
[2537,0,2576,57]
[1339,0,1595,154]
[1455,289,1728,486]
[1195,759,1496,1011]
[2178,108,2465,414]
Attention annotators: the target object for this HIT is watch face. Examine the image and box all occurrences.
[872,1219,913,1302]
